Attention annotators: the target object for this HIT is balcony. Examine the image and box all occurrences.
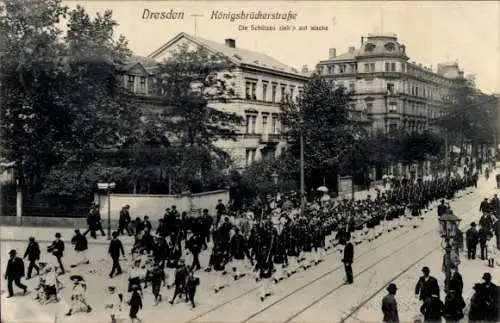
[260,133,281,144]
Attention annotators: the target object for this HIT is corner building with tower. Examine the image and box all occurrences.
[317,33,466,135]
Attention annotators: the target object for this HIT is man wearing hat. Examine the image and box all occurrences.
[479,272,499,322]
[415,266,440,302]
[23,236,41,279]
[48,232,65,274]
[466,222,479,260]
[382,283,399,322]
[4,249,27,297]
[169,259,189,305]
[443,244,460,293]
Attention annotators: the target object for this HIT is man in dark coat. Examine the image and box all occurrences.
[478,225,489,260]
[71,229,89,268]
[108,231,125,278]
[420,293,444,322]
[415,266,440,302]
[479,272,499,322]
[186,233,203,271]
[23,237,40,279]
[342,235,354,284]
[448,264,463,296]
[5,249,27,297]
[48,232,65,274]
[118,205,132,236]
[480,198,490,214]
[466,222,479,259]
[382,283,399,322]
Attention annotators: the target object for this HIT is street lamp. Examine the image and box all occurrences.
[97,182,116,240]
[439,210,461,248]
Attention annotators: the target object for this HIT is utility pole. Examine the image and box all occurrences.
[445,132,449,175]
[190,14,204,37]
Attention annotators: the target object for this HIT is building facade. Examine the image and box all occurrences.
[317,33,465,134]
[124,33,309,169]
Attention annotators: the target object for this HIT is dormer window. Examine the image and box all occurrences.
[365,43,376,52]
[385,42,395,51]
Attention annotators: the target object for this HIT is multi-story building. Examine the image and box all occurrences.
[122,32,310,169]
[317,33,465,134]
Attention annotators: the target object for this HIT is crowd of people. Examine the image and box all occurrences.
[3,168,499,323]
[381,175,500,322]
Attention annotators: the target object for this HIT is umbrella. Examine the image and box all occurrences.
[70,275,84,282]
[317,186,329,193]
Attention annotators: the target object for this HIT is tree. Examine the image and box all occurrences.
[438,78,498,162]
[154,45,243,191]
[0,0,71,191]
[280,75,356,191]
[392,131,443,164]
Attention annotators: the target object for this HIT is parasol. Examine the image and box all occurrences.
[317,186,329,193]
[69,275,84,282]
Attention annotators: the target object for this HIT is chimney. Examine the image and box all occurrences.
[225,38,236,48]
[361,37,364,45]
[348,46,355,53]
[329,48,336,59]
[301,65,309,73]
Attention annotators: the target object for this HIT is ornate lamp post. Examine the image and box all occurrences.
[439,211,462,248]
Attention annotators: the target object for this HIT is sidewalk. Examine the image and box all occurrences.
[0,226,136,245]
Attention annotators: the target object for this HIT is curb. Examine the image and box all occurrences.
[0,238,135,246]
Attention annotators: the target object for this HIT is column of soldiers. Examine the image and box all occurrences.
[6,174,479,321]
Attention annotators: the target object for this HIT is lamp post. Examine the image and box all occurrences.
[438,211,461,249]
[97,182,116,240]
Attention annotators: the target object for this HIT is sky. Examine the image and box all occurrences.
[65,1,499,94]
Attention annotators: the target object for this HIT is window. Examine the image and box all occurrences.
[272,85,277,103]
[271,115,278,134]
[370,63,375,72]
[385,62,390,71]
[401,63,406,72]
[251,83,257,100]
[262,83,268,101]
[245,82,251,100]
[366,102,373,113]
[262,115,268,133]
[138,77,146,93]
[250,115,256,133]
[127,75,135,91]
[280,86,286,101]
[387,83,395,95]
[416,87,419,97]
[349,82,355,92]
[246,149,256,167]
[388,102,398,113]
[339,65,345,73]
[391,63,396,72]
[364,63,370,72]
[290,87,295,99]
[389,124,398,132]
[245,115,250,133]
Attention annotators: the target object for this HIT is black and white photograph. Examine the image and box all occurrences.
[0,1,499,322]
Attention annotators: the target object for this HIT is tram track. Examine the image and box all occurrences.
[277,188,492,323]
[187,185,494,323]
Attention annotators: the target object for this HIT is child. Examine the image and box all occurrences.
[165,245,181,289]
[105,286,123,323]
[185,270,200,308]
[486,234,496,267]
[128,260,144,296]
[66,276,92,316]
[127,285,142,323]
[42,265,58,303]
